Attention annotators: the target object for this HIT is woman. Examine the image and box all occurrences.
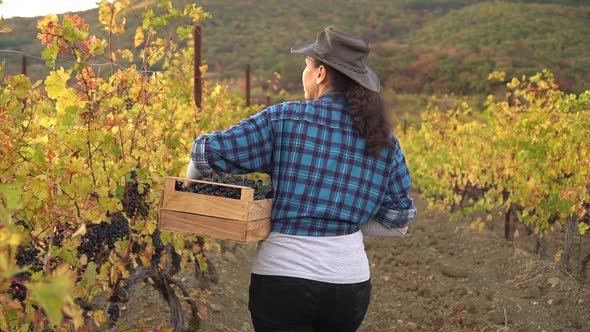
[187,27,416,332]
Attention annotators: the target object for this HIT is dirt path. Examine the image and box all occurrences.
[120,196,590,331]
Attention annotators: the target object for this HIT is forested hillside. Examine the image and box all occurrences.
[1,0,588,94]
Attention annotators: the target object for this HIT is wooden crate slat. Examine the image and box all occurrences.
[163,189,250,220]
[248,199,273,221]
[245,217,273,242]
[159,209,270,243]
[166,176,257,190]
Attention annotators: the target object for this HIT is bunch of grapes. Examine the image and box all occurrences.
[8,272,30,302]
[124,97,134,110]
[107,303,120,324]
[175,173,273,200]
[181,181,242,199]
[52,222,75,246]
[78,212,129,263]
[14,219,31,229]
[15,246,43,272]
[10,250,36,302]
[110,212,130,240]
[151,229,165,266]
[122,170,151,218]
[170,247,182,275]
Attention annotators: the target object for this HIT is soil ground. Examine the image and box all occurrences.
[118,196,590,332]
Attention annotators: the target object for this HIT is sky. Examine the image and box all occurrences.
[0,0,103,18]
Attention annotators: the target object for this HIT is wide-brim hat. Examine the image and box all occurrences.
[291,27,381,92]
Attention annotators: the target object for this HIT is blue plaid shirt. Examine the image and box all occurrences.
[191,92,416,236]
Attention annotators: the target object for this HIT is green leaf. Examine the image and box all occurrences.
[144,220,157,235]
[0,182,23,211]
[62,105,80,126]
[142,9,154,29]
[28,279,68,325]
[82,261,98,293]
[111,145,122,157]
[41,45,59,67]
[160,230,172,245]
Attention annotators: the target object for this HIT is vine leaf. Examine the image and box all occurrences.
[45,69,70,100]
[28,266,76,326]
[134,27,145,48]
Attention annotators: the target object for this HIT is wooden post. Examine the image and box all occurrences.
[504,206,512,240]
[245,64,251,107]
[403,119,407,135]
[21,56,27,76]
[193,26,202,111]
[266,95,270,107]
[502,190,512,240]
[561,215,578,271]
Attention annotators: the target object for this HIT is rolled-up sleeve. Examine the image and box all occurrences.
[192,108,274,175]
[189,135,214,178]
[372,140,417,228]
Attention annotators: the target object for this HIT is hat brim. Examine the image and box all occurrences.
[291,43,381,93]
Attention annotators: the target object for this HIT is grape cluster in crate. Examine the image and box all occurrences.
[174,173,273,200]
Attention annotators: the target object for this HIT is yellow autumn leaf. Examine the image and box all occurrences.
[63,304,85,329]
[98,0,113,25]
[90,309,108,327]
[139,255,151,267]
[56,89,79,115]
[79,254,88,266]
[0,230,22,246]
[117,49,134,62]
[144,220,157,235]
[72,223,87,237]
[554,249,563,262]
[45,68,71,99]
[112,20,126,34]
[579,222,589,236]
[37,14,58,30]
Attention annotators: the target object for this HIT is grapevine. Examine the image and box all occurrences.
[0,0,264,330]
[400,70,590,273]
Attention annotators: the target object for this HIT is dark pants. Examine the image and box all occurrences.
[248,273,371,332]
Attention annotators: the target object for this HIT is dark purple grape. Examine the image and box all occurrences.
[107,303,120,322]
[177,173,273,200]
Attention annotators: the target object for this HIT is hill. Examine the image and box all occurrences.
[396,1,590,93]
[0,0,589,94]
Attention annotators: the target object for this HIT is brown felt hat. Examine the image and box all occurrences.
[291,27,381,92]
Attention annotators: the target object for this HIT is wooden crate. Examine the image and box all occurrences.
[158,177,272,243]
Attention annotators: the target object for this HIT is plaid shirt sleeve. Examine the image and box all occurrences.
[191,108,273,175]
[372,138,417,228]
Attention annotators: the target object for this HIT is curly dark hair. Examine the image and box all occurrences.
[311,58,393,157]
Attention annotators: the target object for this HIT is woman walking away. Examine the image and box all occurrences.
[187,27,417,332]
